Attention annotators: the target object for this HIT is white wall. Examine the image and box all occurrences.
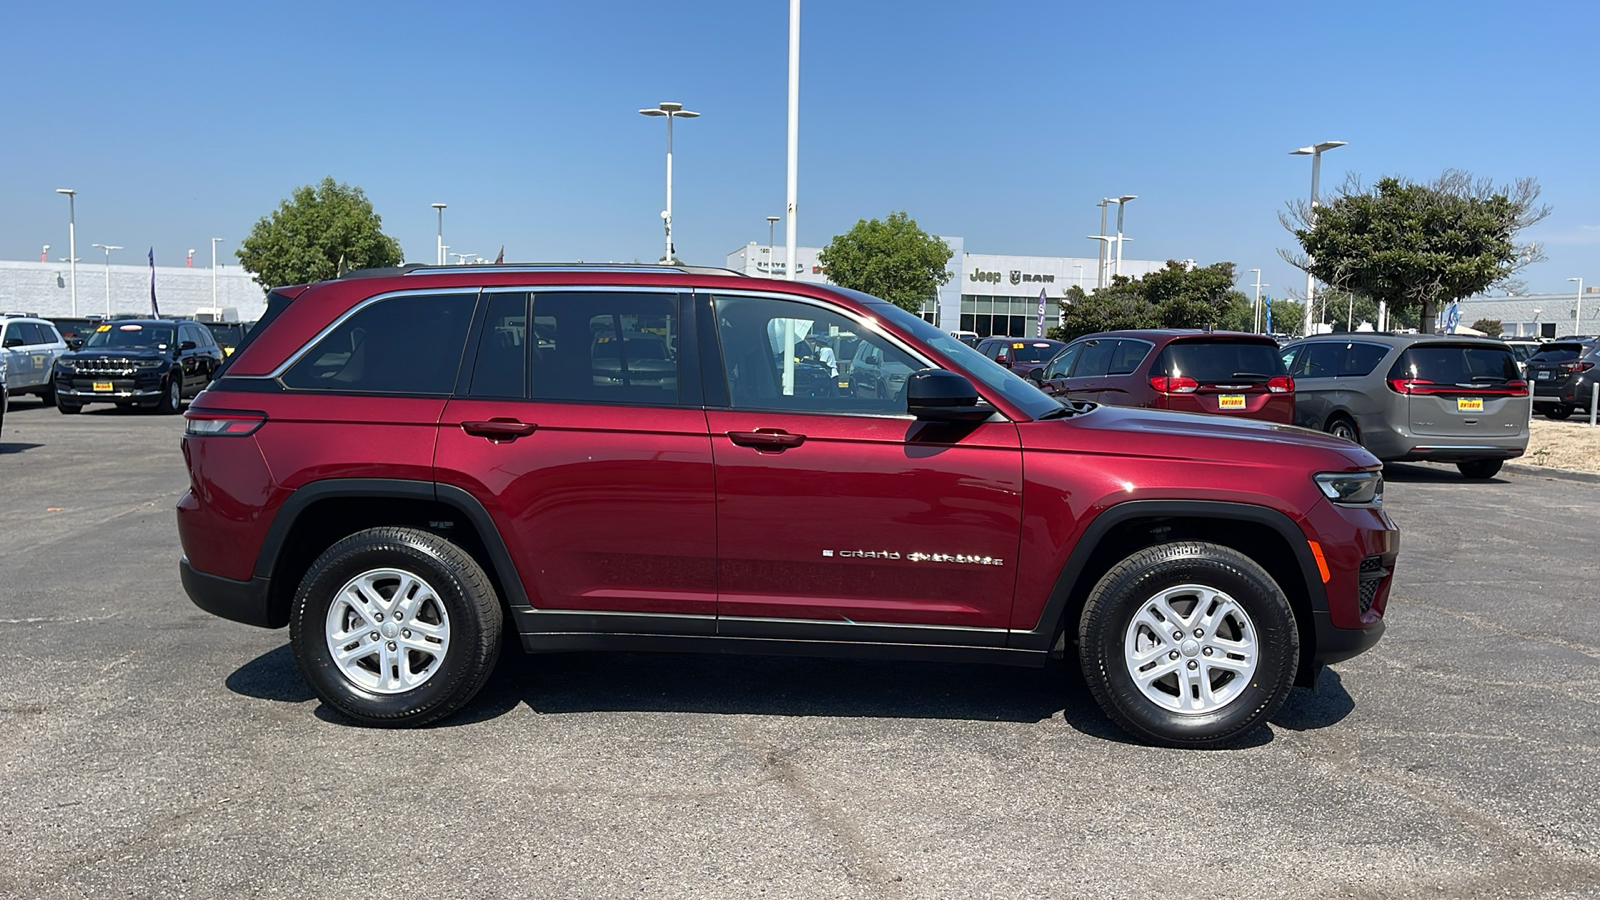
[0,260,267,320]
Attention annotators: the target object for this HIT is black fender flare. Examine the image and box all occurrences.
[1009,499,1327,652]
[252,478,530,608]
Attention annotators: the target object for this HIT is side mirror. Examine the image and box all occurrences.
[2,337,23,349]
[180,340,198,351]
[994,354,1009,365]
[68,338,84,350]
[1026,368,1044,384]
[906,369,993,423]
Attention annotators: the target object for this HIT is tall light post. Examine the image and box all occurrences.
[1569,277,1585,336]
[1248,268,1268,333]
[1290,140,1347,335]
[786,0,801,281]
[211,238,226,307]
[638,101,701,264]
[91,243,122,316]
[41,245,49,263]
[1108,195,1136,278]
[451,252,477,265]
[56,189,78,316]
[766,215,781,277]
[431,203,447,265]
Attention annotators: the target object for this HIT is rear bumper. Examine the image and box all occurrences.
[1390,445,1525,463]
[180,557,279,628]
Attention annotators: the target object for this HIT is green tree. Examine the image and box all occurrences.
[1049,261,1252,341]
[1049,283,1153,340]
[1282,170,1549,333]
[1470,318,1504,336]
[237,177,404,288]
[817,211,953,314]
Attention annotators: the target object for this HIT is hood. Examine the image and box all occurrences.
[1024,403,1378,470]
[63,347,171,362]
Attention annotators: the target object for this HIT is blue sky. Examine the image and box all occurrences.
[2,0,1596,299]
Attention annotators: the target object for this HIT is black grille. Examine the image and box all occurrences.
[73,358,138,375]
[1358,556,1388,615]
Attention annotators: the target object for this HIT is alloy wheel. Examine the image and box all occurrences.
[1123,583,1260,714]
[324,567,452,694]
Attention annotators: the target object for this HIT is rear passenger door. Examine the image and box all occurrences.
[433,289,718,631]
[1097,339,1154,407]
[1287,342,1342,429]
[1061,338,1114,402]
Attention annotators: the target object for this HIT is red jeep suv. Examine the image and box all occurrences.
[178,265,1395,748]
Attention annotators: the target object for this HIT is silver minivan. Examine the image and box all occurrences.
[0,315,68,406]
[1279,334,1529,479]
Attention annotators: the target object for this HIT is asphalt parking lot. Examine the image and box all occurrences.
[2,397,1598,899]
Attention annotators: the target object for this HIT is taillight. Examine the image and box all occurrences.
[1388,377,1430,394]
[1149,375,1198,393]
[184,409,267,436]
[1582,362,1596,372]
[1507,380,1529,397]
[1267,376,1294,394]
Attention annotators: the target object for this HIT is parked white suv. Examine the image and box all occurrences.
[0,314,68,407]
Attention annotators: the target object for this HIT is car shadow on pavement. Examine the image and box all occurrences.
[0,442,43,454]
[1381,462,1495,484]
[227,641,1356,743]
[225,644,316,703]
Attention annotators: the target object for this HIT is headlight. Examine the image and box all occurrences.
[1314,470,1383,505]
[136,359,164,369]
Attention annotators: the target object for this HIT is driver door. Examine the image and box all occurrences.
[704,292,1024,638]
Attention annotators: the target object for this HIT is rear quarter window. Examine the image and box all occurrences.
[282,292,476,394]
[1528,343,1584,363]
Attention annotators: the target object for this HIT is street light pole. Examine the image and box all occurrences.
[1569,277,1585,335]
[1290,141,1347,336]
[1108,195,1136,278]
[56,189,77,316]
[766,216,781,276]
[639,102,701,264]
[92,243,122,316]
[211,238,226,307]
[786,0,800,281]
[431,203,447,265]
[1249,268,1268,333]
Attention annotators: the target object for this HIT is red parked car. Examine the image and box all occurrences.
[974,336,1067,380]
[1033,330,1294,424]
[178,265,1394,748]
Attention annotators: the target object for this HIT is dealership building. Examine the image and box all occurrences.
[0,259,267,321]
[1451,288,1600,338]
[727,237,1168,338]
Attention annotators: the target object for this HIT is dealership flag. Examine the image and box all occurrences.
[1036,289,1047,337]
[148,248,160,317]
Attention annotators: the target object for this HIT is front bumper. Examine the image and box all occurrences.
[57,387,162,399]
[180,557,279,628]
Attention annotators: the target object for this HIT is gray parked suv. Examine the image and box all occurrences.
[1,314,68,406]
[1279,334,1529,479]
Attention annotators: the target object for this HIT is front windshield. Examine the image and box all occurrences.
[850,293,1064,419]
[84,323,174,350]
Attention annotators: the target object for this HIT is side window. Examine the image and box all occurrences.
[1293,343,1342,378]
[179,324,199,346]
[1107,340,1151,376]
[1280,346,1300,373]
[1043,343,1081,380]
[16,322,45,345]
[528,291,681,406]
[283,292,476,394]
[468,292,528,398]
[1074,340,1114,379]
[1339,342,1389,377]
[712,294,922,414]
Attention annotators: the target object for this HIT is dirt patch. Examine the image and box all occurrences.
[1523,417,1600,473]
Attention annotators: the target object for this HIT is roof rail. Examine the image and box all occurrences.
[340,262,748,279]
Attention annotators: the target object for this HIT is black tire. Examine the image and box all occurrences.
[38,385,56,406]
[1457,458,1503,479]
[1078,541,1300,749]
[155,377,181,415]
[1544,405,1573,420]
[289,527,502,727]
[1326,415,1360,444]
[57,398,82,415]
